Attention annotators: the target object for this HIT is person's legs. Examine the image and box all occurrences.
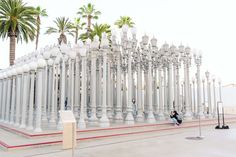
[171,118,179,125]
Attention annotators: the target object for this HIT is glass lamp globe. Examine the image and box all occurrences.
[142,34,149,45]
[79,47,87,57]
[151,37,157,47]
[131,27,137,36]
[122,24,129,33]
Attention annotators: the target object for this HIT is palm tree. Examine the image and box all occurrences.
[79,23,111,41]
[45,17,73,45]
[35,6,48,50]
[0,0,37,65]
[71,18,85,44]
[77,3,101,34]
[91,23,111,40]
[115,16,135,28]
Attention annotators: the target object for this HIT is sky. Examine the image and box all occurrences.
[0,0,236,85]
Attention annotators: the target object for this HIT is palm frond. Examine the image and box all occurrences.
[45,27,57,34]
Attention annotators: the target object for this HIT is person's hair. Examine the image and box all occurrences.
[173,110,178,115]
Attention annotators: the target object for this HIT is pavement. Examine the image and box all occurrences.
[0,118,236,157]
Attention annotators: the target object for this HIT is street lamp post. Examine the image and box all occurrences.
[192,78,196,117]
[180,45,192,119]
[34,57,46,132]
[111,32,123,122]
[99,33,110,127]
[205,71,212,118]
[57,44,69,129]
[194,52,204,118]
[78,41,87,129]
[90,36,99,123]
[9,69,17,124]
[212,76,216,117]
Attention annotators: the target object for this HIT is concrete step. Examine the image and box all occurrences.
[1,117,236,151]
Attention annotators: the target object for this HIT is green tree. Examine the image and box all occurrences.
[79,23,111,41]
[45,17,73,45]
[71,18,85,44]
[77,3,101,34]
[35,6,48,50]
[91,23,111,40]
[0,0,37,65]
[115,16,135,28]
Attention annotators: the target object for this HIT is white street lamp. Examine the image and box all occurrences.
[205,71,212,118]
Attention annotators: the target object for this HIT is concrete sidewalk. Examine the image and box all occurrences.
[1,123,235,157]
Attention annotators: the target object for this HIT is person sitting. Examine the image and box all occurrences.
[170,110,182,126]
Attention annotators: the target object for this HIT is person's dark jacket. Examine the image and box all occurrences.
[170,113,182,124]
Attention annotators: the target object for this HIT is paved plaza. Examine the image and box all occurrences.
[0,119,236,157]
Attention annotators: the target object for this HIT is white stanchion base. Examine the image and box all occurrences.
[146,111,156,123]
[114,111,123,122]
[78,119,86,129]
[34,127,42,132]
[26,126,34,130]
[158,113,166,121]
[125,112,134,125]
[99,114,110,128]
[184,112,193,120]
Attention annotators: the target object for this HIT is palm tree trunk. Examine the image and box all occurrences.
[36,17,40,50]
[87,16,91,34]
[58,33,67,45]
[75,28,78,44]
[35,26,40,50]
[9,35,16,65]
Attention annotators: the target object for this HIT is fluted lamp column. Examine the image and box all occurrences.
[89,35,100,124]
[100,33,110,127]
[20,64,30,128]
[5,71,12,123]
[180,45,192,120]
[205,71,212,118]
[212,77,217,118]
[15,68,23,126]
[136,50,144,121]
[34,57,47,132]
[27,61,37,130]
[58,44,69,129]
[78,41,87,129]
[0,74,4,121]
[112,31,123,122]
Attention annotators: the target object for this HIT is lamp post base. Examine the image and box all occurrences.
[99,114,110,127]
[78,118,86,129]
[125,112,134,125]
[34,127,42,132]
[136,111,144,122]
[184,111,193,120]
[115,111,123,122]
[157,112,166,121]
[146,111,156,123]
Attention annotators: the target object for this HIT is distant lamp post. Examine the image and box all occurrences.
[193,51,204,118]
[212,76,217,118]
[205,71,212,118]
[218,78,222,102]
[78,41,87,129]
[180,45,192,119]
[99,33,110,127]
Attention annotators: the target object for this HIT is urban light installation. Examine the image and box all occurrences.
[0,25,225,132]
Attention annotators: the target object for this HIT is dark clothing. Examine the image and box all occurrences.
[170,114,182,124]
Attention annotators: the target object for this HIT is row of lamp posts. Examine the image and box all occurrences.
[0,25,222,132]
